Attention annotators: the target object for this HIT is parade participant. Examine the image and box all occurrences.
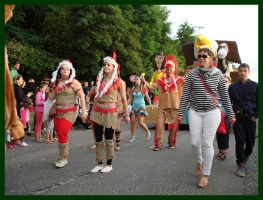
[86,85,97,149]
[149,51,165,105]
[114,64,126,151]
[178,48,236,188]
[141,54,184,151]
[49,60,86,168]
[228,63,258,177]
[90,56,130,173]
[127,75,153,142]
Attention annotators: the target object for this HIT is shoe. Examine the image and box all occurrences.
[217,151,227,160]
[91,166,103,173]
[168,145,174,149]
[101,166,113,173]
[145,131,151,140]
[153,147,159,151]
[20,142,28,147]
[7,144,14,149]
[129,137,136,142]
[90,144,96,149]
[195,163,202,175]
[236,163,246,177]
[55,158,68,168]
[198,176,209,188]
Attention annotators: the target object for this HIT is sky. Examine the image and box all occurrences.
[163,5,258,82]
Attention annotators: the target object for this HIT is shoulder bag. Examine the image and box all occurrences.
[198,73,226,134]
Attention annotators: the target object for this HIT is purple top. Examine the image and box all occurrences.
[35,91,45,112]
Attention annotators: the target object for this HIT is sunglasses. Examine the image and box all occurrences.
[197,54,210,59]
[61,67,70,70]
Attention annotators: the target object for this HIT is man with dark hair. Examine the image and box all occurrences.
[10,60,20,84]
[83,81,90,97]
[228,63,258,177]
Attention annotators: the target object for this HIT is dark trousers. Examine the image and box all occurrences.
[93,122,114,142]
[216,116,230,149]
[233,115,256,165]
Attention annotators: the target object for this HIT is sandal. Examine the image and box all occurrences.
[195,163,202,175]
[219,152,227,160]
[90,144,96,149]
[198,176,209,188]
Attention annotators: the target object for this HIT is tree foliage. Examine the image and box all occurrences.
[5,5,196,86]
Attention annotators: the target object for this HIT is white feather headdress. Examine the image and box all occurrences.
[50,60,76,84]
[95,56,118,98]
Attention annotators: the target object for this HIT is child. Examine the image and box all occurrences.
[20,97,33,147]
[43,97,55,143]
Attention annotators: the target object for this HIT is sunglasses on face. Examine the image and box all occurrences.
[197,54,210,59]
[61,67,70,70]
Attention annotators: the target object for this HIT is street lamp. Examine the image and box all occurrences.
[197,26,204,34]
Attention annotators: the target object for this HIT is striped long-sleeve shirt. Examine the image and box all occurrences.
[178,68,234,119]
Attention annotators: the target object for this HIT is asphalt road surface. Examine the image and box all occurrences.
[5,122,258,195]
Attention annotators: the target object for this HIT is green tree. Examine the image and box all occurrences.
[176,20,196,56]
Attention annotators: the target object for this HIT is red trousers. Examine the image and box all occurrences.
[53,117,73,143]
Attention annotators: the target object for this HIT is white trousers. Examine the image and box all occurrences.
[188,108,221,175]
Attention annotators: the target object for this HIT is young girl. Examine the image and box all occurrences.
[20,97,33,147]
[43,84,55,143]
[127,75,153,142]
[34,82,48,143]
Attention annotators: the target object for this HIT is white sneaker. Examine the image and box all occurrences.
[91,166,103,173]
[101,166,113,173]
[20,142,28,147]
[55,158,68,168]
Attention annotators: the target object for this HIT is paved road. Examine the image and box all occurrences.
[5,122,258,195]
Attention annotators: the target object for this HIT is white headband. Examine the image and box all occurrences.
[95,56,118,98]
[103,56,118,66]
[50,60,76,84]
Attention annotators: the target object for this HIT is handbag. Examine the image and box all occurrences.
[49,93,60,118]
[198,73,227,134]
[49,103,57,117]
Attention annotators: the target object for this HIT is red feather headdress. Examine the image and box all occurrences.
[164,54,179,73]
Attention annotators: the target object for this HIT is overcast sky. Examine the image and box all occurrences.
[163,5,258,82]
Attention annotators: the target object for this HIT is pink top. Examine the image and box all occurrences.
[20,106,33,126]
[35,91,45,112]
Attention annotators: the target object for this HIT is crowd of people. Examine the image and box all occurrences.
[6,50,258,189]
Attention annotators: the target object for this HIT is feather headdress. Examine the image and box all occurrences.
[50,60,75,84]
[164,54,179,74]
[95,56,118,98]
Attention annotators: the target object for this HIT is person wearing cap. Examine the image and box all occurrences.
[90,56,130,173]
[141,54,185,151]
[49,60,87,168]
[10,60,20,84]
[178,48,236,188]
[149,52,165,105]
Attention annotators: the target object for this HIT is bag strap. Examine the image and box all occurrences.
[197,72,220,107]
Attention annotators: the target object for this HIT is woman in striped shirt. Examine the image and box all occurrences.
[178,48,236,188]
